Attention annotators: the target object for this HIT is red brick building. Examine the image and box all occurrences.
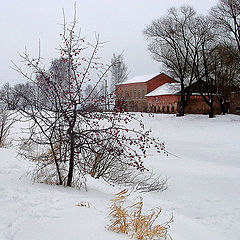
[116,73,176,112]
[116,73,240,114]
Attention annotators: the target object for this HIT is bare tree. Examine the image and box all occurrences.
[211,0,240,58]
[143,6,199,116]
[211,44,240,114]
[188,15,221,118]
[210,0,240,90]
[11,5,166,191]
[0,82,35,110]
[110,53,129,93]
[84,84,98,98]
[0,83,20,110]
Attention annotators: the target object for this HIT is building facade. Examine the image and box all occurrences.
[116,73,240,114]
[116,73,176,112]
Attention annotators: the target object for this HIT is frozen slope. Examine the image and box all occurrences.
[0,148,129,240]
[0,114,240,240]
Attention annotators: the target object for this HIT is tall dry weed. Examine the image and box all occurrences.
[108,189,173,240]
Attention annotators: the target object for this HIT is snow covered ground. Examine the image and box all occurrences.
[0,114,240,240]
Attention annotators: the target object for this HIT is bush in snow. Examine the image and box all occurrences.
[108,189,173,239]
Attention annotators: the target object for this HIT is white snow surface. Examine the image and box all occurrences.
[117,73,160,85]
[1,114,240,240]
[145,83,181,97]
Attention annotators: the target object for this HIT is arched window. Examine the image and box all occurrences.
[142,90,145,98]
[138,90,141,98]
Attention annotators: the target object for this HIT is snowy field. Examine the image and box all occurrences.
[0,113,240,240]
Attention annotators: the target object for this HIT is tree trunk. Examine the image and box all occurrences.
[177,106,184,116]
[67,104,77,187]
[177,94,186,117]
[220,101,226,115]
[208,103,215,118]
[67,133,75,187]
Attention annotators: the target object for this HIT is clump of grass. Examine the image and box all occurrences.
[108,189,173,240]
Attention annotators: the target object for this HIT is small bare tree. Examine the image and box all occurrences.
[11,5,167,191]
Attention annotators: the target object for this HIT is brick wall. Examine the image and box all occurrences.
[115,73,177,112]
[147,94,221,115]
[116,82,148,111]
[147,73,176,93]
[147,95,180,113]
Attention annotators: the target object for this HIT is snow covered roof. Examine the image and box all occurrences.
[145,82,181,97]
[117,73,160,85]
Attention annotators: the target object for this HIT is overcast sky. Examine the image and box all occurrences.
[0,0,219,86]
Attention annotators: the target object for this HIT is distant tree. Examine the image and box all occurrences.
[84,84,97,98]
[0,83,19,110]
[0,82,35,110]
[211,0,240,59]
[35,57,70,109]
[110,53,129,93]
[210,0,240,89]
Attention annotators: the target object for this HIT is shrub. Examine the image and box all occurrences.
[0,110,14,148]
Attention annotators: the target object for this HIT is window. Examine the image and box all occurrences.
[134,90,136,98]
[142,90,145,98]
[138,90,141,98]
[125,91,128,99]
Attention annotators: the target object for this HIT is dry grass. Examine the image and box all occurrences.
[108,189,173,240]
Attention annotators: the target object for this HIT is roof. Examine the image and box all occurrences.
[145,82,181,97]
[117,73,160,85]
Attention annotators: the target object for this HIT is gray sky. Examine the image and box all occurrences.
[0,0,219,86]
